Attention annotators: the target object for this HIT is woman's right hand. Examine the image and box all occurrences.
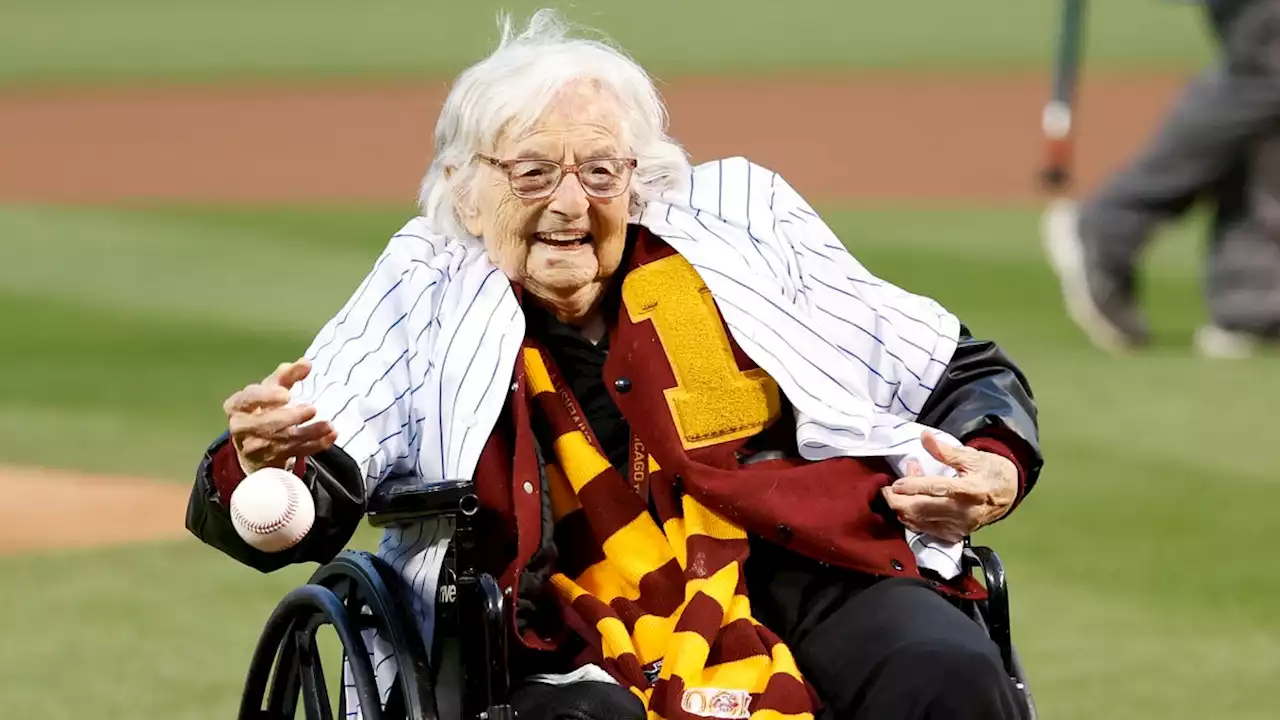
[222,359,339,474]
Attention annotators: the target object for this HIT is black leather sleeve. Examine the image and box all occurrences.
[916,326,1044,496]
[185,432,368,573]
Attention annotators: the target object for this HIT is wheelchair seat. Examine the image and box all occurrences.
[237,476,1036,720]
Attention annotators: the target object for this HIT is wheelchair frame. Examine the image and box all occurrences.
[236,476,1037,720]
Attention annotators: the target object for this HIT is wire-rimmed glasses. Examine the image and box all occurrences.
[475,154,638,199]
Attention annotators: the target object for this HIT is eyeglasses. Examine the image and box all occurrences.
[475,154,638,200]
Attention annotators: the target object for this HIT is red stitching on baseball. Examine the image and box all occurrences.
[232,476,299,535]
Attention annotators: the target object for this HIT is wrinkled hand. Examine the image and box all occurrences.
[223,359,338,475]
[881,431,1018,543]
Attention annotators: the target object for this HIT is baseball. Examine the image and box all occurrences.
[230,467,316,553]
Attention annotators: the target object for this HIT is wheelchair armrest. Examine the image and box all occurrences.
[366,476,479,528]
[964,544,1014,679]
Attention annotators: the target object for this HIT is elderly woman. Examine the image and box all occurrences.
[187,10,1040,720]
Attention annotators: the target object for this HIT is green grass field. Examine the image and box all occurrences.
[0,0,1215,86]
[3,202,1278,719]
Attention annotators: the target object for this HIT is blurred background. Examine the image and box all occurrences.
[1,1,1276,718]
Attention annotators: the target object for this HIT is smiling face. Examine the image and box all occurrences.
[456,80,633,324]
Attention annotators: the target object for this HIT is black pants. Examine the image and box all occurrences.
[742,537,1024,720]
[511,680,646,720]
[1080,0,1280,334]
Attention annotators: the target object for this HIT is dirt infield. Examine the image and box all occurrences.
[0,71,1190,205]
[0,70,1192,554]
[0,465,192,556]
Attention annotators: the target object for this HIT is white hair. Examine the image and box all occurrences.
[417,9,691,239]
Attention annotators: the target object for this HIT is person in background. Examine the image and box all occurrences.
[1046,0,1280,357]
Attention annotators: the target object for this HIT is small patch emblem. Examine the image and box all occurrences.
[680,687,751,719]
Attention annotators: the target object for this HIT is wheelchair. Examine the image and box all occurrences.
[236,475,1038,720]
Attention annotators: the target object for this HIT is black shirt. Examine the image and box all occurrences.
[522,294,631,472]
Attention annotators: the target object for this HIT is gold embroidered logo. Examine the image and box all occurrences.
[622,255,780,449]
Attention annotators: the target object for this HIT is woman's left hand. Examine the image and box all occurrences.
[881,431,1018,543]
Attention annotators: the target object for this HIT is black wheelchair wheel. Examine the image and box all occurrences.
[237,550,438,720]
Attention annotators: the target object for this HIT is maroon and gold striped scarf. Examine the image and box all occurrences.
[522,341,815,720]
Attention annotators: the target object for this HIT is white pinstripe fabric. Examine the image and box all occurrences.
[290,158,969,717]
[289,230,523,719]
